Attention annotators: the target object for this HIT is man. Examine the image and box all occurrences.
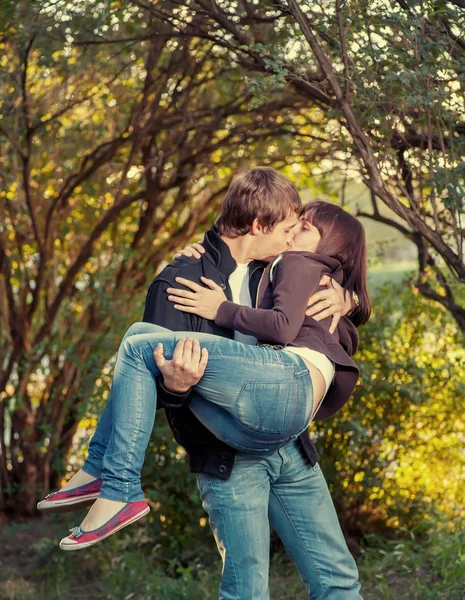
[143,167,363,599]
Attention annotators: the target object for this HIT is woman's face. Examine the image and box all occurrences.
[289,218,321,252]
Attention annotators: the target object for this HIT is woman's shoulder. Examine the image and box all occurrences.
[268,251,340,285]
[278,251,341,271]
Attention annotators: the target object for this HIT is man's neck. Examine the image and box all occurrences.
[220,234,256,265]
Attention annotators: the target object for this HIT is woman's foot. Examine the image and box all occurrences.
[80,497,127,531]
[59,499,150,551]
[37,470,102,514]
[60,468,97,492]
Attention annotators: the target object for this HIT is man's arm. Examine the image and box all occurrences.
[306,276,355,334]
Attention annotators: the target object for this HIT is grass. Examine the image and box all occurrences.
[1,515,464,600]
[358,528,465,600]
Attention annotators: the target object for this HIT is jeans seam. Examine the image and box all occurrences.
[296,368,313,433]
[205,476,239,595]
[270,487,328,600]
[120,342,143,501]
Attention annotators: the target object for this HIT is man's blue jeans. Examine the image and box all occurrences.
[197,442,363,600]
[84,322,313,501]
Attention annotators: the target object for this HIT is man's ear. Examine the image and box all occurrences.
[250,218,264,235]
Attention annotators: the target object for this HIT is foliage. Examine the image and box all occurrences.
[151,0,465,329]
[0,0,326,513]
[1,0,464,528]
[359,526,465,600]
[316,279,465,536]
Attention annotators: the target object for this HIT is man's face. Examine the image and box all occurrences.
[255,213,300,261]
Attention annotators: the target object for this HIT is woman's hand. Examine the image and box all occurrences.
[173,240,205,260]
[167,276,227,320]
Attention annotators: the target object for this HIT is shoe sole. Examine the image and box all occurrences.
[37,493,100,514]
[59,506,150,551]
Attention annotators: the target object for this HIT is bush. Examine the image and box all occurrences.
[315,281,465,538]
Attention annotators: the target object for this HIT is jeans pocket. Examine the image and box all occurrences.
[235,380,293,435]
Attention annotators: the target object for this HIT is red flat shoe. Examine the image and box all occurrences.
[37,479,103,514]
[59,500,150,551]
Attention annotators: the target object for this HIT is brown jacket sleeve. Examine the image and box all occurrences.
[215,254,327,345]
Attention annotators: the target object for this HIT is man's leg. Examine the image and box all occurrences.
[197,454,273,600]
[268,442,363,600]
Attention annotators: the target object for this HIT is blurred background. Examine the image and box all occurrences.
[0,1,464,599]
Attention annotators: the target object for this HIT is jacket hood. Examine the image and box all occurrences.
[281,251,343,280]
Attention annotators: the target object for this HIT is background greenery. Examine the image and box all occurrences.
[1,1,464,599]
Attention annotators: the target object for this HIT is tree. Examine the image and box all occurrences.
[0,0,327,514]
[149,0,465,329]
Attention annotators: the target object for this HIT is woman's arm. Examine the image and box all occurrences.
[168,254,328,344]
[215,254,327,344]
[171,239,353,334]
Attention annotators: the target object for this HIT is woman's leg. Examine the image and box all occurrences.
[66,321,311,534]
[52,323,170,495]
[74,323,178,530]
[82,322,172,481]
[190,346,312,455]
[99,322,313,503]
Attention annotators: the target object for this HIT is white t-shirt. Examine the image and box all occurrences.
[228,263,257,345]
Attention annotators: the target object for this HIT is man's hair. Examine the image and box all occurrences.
[215,167,302,237]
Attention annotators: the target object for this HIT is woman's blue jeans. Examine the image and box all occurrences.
[83,322,313,502]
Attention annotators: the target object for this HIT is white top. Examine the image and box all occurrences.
[284,346,335,396]
[228,263,257,345]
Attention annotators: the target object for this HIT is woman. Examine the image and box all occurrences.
[40,201,370,551]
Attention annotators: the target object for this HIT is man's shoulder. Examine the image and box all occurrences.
[150,255,208,286]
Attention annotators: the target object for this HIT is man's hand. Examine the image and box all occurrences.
[166,276,227,320]
[154,338,208,393]
[306,275,353,334]
[173,240,205,260]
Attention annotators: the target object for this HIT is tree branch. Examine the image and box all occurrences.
[33,191,145,346]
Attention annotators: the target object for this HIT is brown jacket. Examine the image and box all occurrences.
[215,251,360,421]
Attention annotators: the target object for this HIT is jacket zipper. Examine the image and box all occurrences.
[254,253,283,306]
[255,271,265,307]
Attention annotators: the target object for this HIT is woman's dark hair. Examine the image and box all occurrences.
[300,201,371,326]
